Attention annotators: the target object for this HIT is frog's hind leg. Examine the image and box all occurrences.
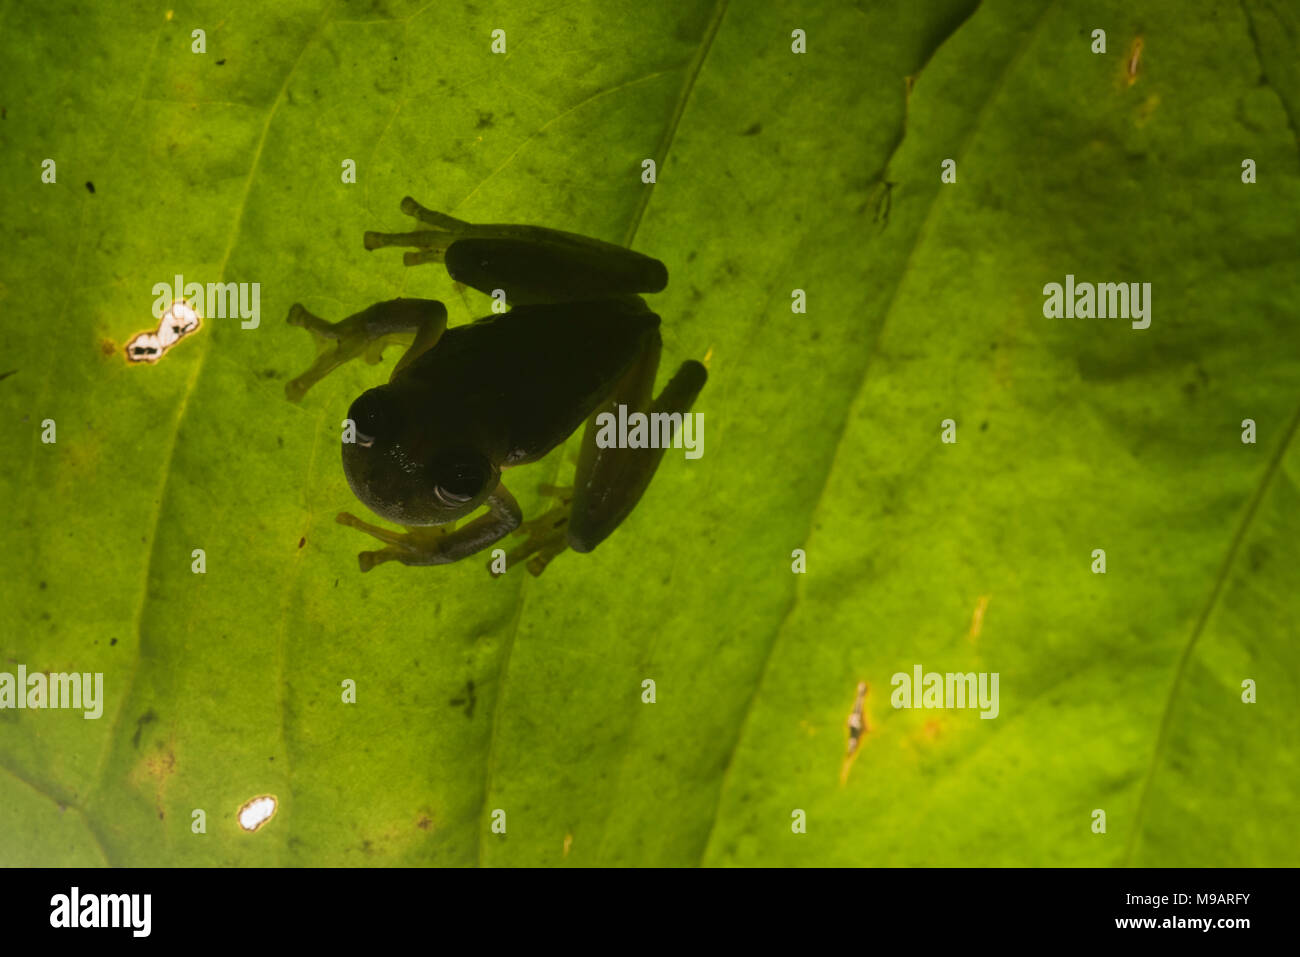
[567,331,707,554]
[284,298,446,402]
[364,198,469,267]
[491,333,707,576]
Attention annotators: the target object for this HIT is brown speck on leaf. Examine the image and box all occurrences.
[840,681,870,785]
[298,537,306,548]
[132,709,158,749]
[967,594,990,642]
[1126,36,1143,85]
[417,816,432,831]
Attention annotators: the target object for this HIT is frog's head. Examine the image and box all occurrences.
[341,387,498,526]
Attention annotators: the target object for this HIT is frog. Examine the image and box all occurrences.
[284,196,708,577]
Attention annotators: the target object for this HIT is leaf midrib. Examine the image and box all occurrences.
[473,0,731,868]
[87,2,341,865]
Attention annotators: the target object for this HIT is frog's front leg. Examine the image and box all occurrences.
[568,339,708,553]
[284,298,446,402]
[338,482,522,571]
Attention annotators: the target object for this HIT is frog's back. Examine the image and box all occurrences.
[400,298,659,464]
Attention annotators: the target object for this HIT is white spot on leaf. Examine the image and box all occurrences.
[126,300,201,364]
[238,794,277,832]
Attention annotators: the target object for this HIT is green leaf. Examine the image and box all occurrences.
[1,0,1296,867]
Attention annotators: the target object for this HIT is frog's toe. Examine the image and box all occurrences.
[285,304,341,350]
[284,306,360,401]
[338,512,465,569]
[511,502,569,540]
[364,229,447,253]
[489,501,571,576]
[491,531,568,577]
[403,249,444,267]
[525,539,569,576]
[348,540,413,571]
[338,511,410,545]
[399,197,468,230]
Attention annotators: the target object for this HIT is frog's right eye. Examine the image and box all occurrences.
[428,448,493,507]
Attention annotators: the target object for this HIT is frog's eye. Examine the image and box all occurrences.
[348,389,396,447]
[434,485,473,506]
[429,449,492,507]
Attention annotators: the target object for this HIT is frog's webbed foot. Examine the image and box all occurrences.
[489,485,573,578]
[284,299,446,402]
[363,197,468,267]
[336,512,453,572]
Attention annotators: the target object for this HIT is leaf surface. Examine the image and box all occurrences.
[0,0,1296,866]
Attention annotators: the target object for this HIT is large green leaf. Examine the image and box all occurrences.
[1,0,1296,866]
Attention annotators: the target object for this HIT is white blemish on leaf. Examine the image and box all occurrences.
[126,300,201,364]
[237,794,277,832]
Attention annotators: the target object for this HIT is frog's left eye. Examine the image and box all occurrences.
[429,449,492,507]
[348,389,397,448]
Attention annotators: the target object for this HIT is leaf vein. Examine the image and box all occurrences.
[1124,393,1300,864]
[89,2,338,806]
[694,0,1057,864]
